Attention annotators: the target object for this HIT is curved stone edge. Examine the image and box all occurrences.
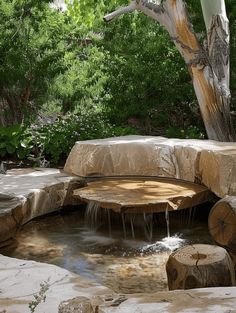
[1,254,236,313]
[0,168,85,243]
[64,135,236,198]
[0,254,110,313]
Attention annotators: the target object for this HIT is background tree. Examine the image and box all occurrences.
[0,0,83,126]
[1,0,236,163]
[104,0,236,141]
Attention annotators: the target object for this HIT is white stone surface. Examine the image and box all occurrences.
[64,135,236,198]
[0,255,110,313]
[97,287,236,312]
[1,255,236,313]
[0,168,82,242]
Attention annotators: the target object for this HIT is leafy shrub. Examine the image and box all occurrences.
[26,111,138,165]
[165,125,205,139]
[0,124,33,159]
[0,110,137,165]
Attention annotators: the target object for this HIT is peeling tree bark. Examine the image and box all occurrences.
[104,0,236,141]
[201,0,229,88]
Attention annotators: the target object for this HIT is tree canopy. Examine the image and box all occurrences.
[1,0,236,162]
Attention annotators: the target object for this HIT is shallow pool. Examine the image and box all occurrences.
[5,205,213,293]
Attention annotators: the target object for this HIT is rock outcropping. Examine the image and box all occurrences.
[0,168,83,243]
[64,135,236,198]
[0,254,110,313]
[1,254,236,313]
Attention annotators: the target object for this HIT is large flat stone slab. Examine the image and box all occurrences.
[74,177,211,213]
[0,254,110,313]
[64,136,236,198]
[1,255,236,313]
[0,168,83,243]
[96,287,236,312]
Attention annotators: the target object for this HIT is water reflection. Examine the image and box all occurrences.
[5,206,212,293]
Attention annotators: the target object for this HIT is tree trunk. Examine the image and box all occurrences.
[104,0,236,141]
[0,86,25,126]
[166,244,235,290]
[201,0,230,89]
[209,196,236,252]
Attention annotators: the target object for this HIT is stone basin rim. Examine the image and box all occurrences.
[80,174,209,186]
[73,176,212,213]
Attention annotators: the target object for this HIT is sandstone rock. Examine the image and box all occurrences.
[74,177,211,213]
[0,255,110,313]
[96,288,236,313]
[0,168,83,243]
[64,135,236,198]
[1,255,236,313]
[58,297,93,313]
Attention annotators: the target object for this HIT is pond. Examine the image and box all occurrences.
[4,204,213,294]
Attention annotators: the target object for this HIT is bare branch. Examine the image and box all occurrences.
[104,2,136,22]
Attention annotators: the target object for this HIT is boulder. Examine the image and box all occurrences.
[64,136,236,198]
[0,168,83,243]
[58,297,93,313]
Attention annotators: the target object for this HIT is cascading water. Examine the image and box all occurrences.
[83,201,202,254]
[84,201,158,241]
[165,206,170,238]
[83,201,211,258]
[144,213,153,241]
[84,201,101,229]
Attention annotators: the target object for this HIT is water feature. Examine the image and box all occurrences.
[165,206,170,238]
[3,203,213,294]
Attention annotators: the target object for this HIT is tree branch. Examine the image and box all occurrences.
[104,2,136,22]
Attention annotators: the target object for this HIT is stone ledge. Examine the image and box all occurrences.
[1,255,236,313]
[0,168,84,243]
[64,135,236,198]
[0,254,110,313]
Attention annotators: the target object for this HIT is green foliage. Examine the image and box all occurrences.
[28,280,49,313]
[0,112,135,165]
[30,112,136,164]
[165,125,205,139]
[102,14,193,123]
[0,113,137,165]
[0,124,33,159]
[0,0,85,121]
[66,1,195,124]
[2,0,235,166]
[49,45,109,113]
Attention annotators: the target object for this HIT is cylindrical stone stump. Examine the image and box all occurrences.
[209,197,236,252]
[166,244,235,290]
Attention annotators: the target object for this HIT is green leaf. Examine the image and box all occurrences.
[6,144,16,154]
[0,142,6,149]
